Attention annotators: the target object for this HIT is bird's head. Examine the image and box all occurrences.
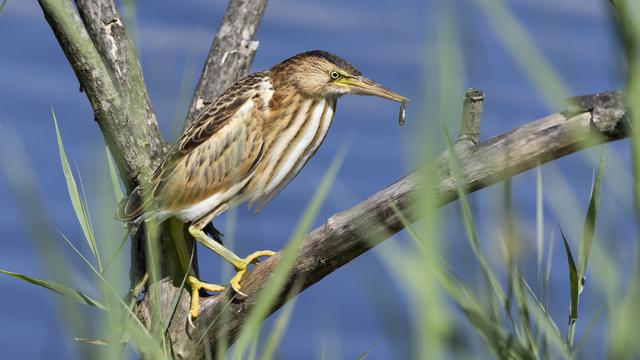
[271,50,408,103]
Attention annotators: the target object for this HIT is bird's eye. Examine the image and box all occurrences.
[330,71,340,80]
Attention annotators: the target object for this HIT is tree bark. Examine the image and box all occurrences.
[36,1,630,359]
[184,0,268,127]
[74,0,165,173]
[37,0,164,190]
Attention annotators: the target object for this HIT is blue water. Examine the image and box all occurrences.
[0,0,629,359]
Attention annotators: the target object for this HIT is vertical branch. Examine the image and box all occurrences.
[184,0,268,126]
[74,0,165,175]
[38,0,160,189]
[457,88,485,146]
[71,0,171,294]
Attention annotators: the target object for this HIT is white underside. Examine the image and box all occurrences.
[250,97,335,206]
[173,175,252,222]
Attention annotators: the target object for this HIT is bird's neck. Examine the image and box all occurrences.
[248,93,337,208]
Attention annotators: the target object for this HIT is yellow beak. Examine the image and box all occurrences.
[340,76,409,103]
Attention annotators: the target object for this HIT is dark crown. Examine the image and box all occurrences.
[279,50,362,76]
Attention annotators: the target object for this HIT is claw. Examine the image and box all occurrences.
[187,275,224,322]
[187,313,196,329]
[229,250,276,297]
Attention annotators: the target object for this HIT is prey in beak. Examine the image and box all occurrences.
[337,75,409,125]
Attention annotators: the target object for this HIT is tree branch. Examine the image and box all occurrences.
[184,0,268,126]
[457,88,485,146]
[38,0,163,188]
[171,91,628,359]
[74,0,165,168]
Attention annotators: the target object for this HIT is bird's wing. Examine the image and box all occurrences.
[151,91,266,213]
[117,92,264,221]
[118,72,270,221]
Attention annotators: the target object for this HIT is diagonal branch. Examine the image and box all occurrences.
[38,0,164,189]
[173,91,628,359]
[74,0,165,168]
[184,0,268,126]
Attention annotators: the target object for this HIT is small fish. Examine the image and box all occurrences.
[398,100,407,126]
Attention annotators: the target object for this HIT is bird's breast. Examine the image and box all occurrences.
[249,97,336,207]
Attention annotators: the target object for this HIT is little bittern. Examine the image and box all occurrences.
[117,50,408,320]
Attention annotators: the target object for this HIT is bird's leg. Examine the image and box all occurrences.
[188,225,275,296]
[167,218,225,321]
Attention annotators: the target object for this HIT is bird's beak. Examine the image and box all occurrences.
[340,76,409,103]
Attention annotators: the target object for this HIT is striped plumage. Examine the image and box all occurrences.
[116,50,407,319]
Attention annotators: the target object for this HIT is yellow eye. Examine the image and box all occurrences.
[330,71,340,80]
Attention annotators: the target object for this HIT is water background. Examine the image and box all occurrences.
[0,1,628,358]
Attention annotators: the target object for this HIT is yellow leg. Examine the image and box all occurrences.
[187,275,224,320]
[188,225,276,296]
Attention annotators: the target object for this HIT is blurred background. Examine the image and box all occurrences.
[0,0,631,359]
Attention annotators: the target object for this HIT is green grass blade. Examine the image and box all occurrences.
[163,244,195,337]
[574,303,606,355]
[106,146,124,203]
[544,231,555,309]
[74,337,110,346]
[559,227,578,348]
[0,0,7,15]
[577,150,604,285]
[246,330,260,360]
[57,231,166,359]
[75,163,98,255]
[513,271,539,358]
[0,269,106,309]
[444,269,532,360]
[536,165,545,290]
[522,283,569,358]
[442,124,506,307]
[261,281,303,360]
[231,150,345,358]
[475,0,569,108]
[52,108,101,269]
[103,230,129,273]
[355,342,378,360]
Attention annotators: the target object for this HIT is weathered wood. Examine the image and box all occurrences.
[184,0,268,126]
[69,0,170,290]
[172,91,629,359]
[37,0,164,189]
[457,88,485,146]
[74,0,165,172]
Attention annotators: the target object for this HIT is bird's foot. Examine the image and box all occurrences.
[187,275,225,326]
[229,250,276,297]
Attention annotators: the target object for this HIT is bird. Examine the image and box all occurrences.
[117,50,408,320]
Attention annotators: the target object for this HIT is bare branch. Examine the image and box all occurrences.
[74,0,165,167]
[457,88,485,146]
[185,0,268,126]
[165,91,628,359]
[38,0,162,188]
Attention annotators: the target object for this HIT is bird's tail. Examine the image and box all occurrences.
[116,185,148,222]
